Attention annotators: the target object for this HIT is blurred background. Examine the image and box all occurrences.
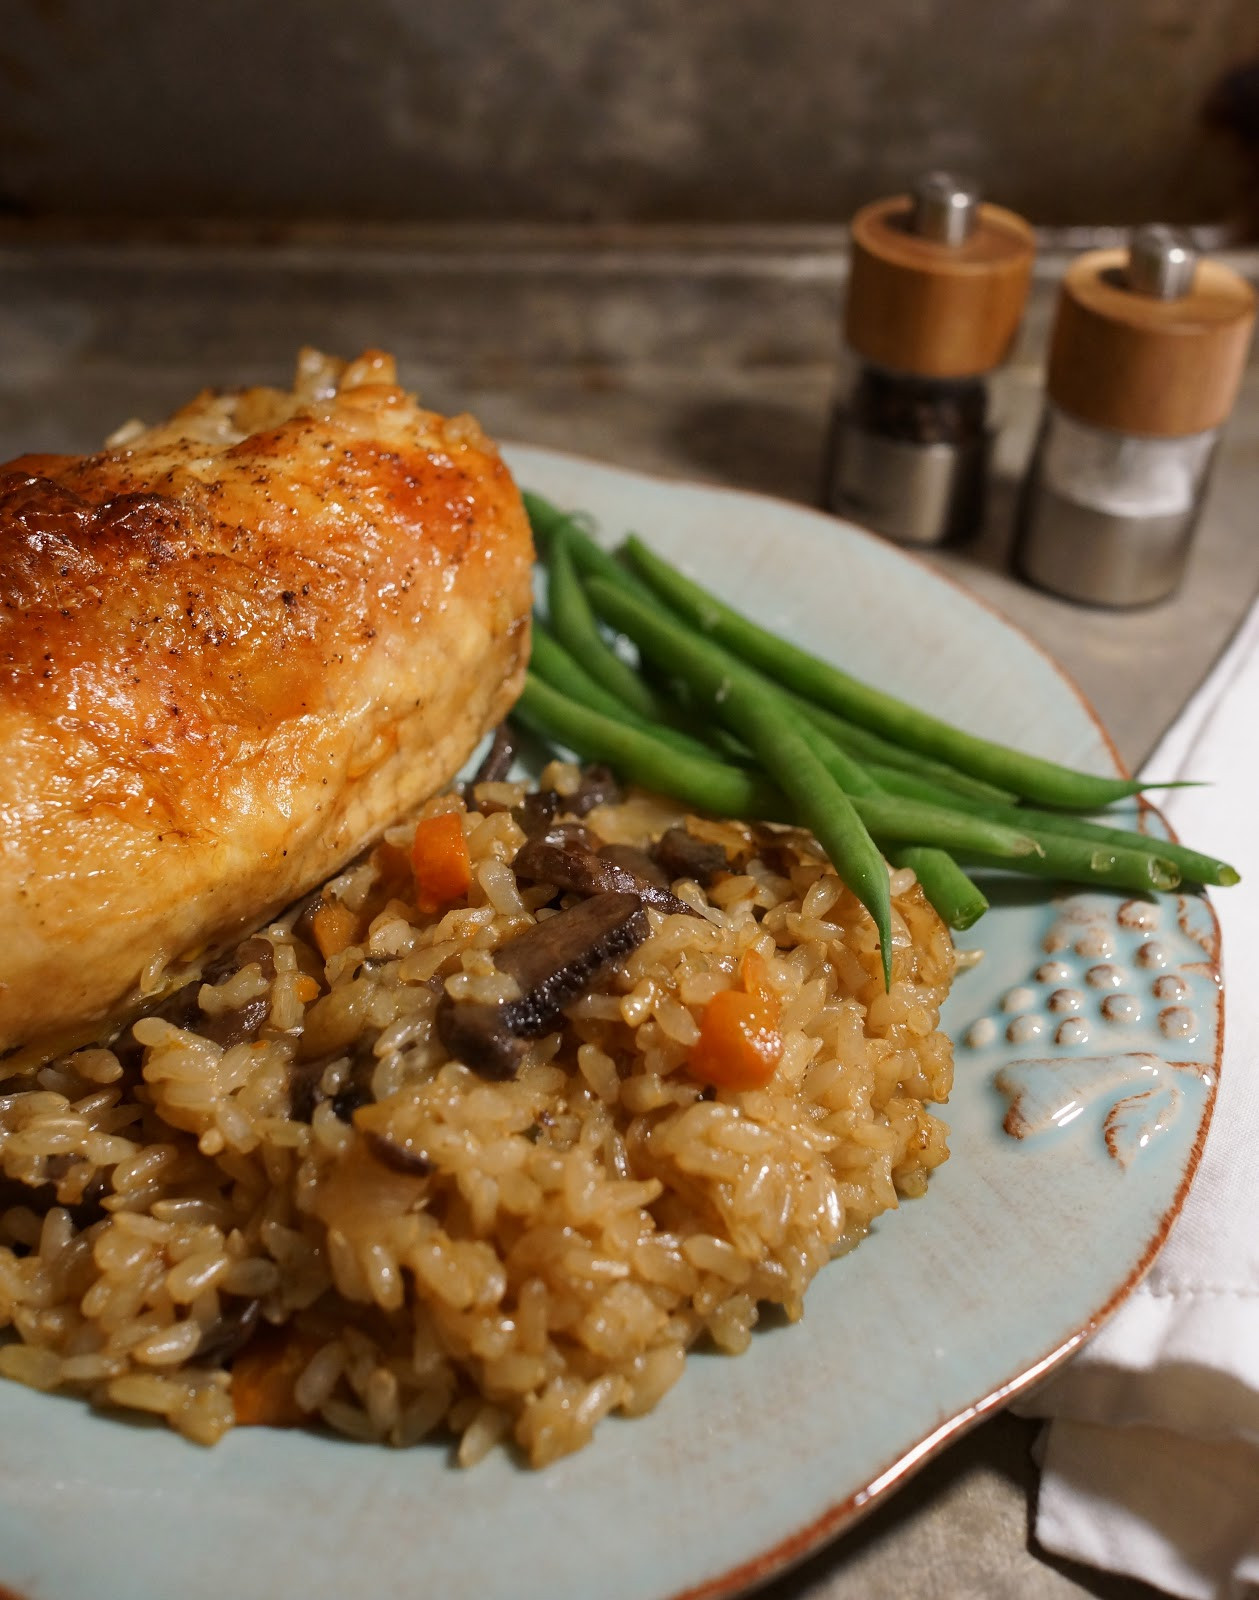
[1,0,1258,232]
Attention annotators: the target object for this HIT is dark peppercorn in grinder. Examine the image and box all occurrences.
[826,173,1035,546]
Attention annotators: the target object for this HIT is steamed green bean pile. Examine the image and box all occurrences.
[517,491,1238,987]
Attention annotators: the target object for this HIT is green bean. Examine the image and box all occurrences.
[530,620,637,722]
[864,760,1032,811]
[652,685,756,764]
[843,793,1042,858]
[527,649,991,929]
[530,622,719,762]
[524,491,659,604]
[971,843,1180,894]
[785,709,1071,861]
[1031,812,1234,889]
[786,691,1017,804]
[718,693,897,986]
[530,507,756,763]
[534,507,1117,819]
[582,574,1026,881]
[528,652,1181,904]
[887,847,990,931]
[621,533,1151,811]
[547,536,670,723]
[521,489,580,553]
[585,577,1193,902]
[766,694,985,926]
[865,762,1235,889]
[586,570,1067,945]
[529,499,745,754]
[542,535,755,761]
[534,577,997,930]
[535,505,1208,912]
[849,786,1177,892]
[515,674,786,821]
[778,708,988,927]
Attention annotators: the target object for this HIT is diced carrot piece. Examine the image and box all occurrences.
[230,1327,322,1428]
[688,987,783,1092]
[739,947,775,1003]
[292,975,321,1005]
[310,901,360,960]
[412,812,472,914]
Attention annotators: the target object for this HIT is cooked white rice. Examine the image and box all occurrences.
[0,765,954,1466]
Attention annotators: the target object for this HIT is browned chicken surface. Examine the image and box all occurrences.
[0,349,533,1057]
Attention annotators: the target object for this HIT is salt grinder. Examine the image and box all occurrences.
[827,173,1035,546]
[1015,226,1257,607]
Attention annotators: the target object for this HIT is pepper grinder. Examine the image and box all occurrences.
[826,172,1035,546]
[1015,225,1256,607]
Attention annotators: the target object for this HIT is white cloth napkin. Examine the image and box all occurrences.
[1022,598,1259,1598]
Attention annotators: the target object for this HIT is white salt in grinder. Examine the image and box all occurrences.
[1015,226,1256,606]
[826,172,1035,546]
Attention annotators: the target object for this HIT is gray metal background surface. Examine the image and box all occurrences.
[1,0,1257,227]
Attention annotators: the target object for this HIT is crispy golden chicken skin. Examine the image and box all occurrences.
[0,349,533,1055]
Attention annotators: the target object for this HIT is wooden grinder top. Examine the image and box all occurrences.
[1047,247,1257,437]
[845,194,1035,378]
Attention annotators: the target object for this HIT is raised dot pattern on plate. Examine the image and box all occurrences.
[962,896,1207,1056]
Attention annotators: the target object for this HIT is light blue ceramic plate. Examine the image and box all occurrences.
[0,448,1220,1600]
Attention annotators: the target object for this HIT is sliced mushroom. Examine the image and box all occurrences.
[652,825,732,888]
[565,764,623,817]
[150,983,272,1051]
[221,938,278,982]
[119,937,279,1064]
[291,890,328,948]
[437,1000,531,1081]
[0,1174,108,1235]
[470,722,517,788]
[363,1129,433,1176]
[143,981,201,1032]
[540,820,600,852]
[436,891,649,1079]
[512,837,695,917]
[514,789,561,836]
[598,843,671,890]
[493,890,647,1010]
[288,1044,376,1123]
[195,1297,262,1366]
[198,936,277,989]
[201,994,273,1050]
